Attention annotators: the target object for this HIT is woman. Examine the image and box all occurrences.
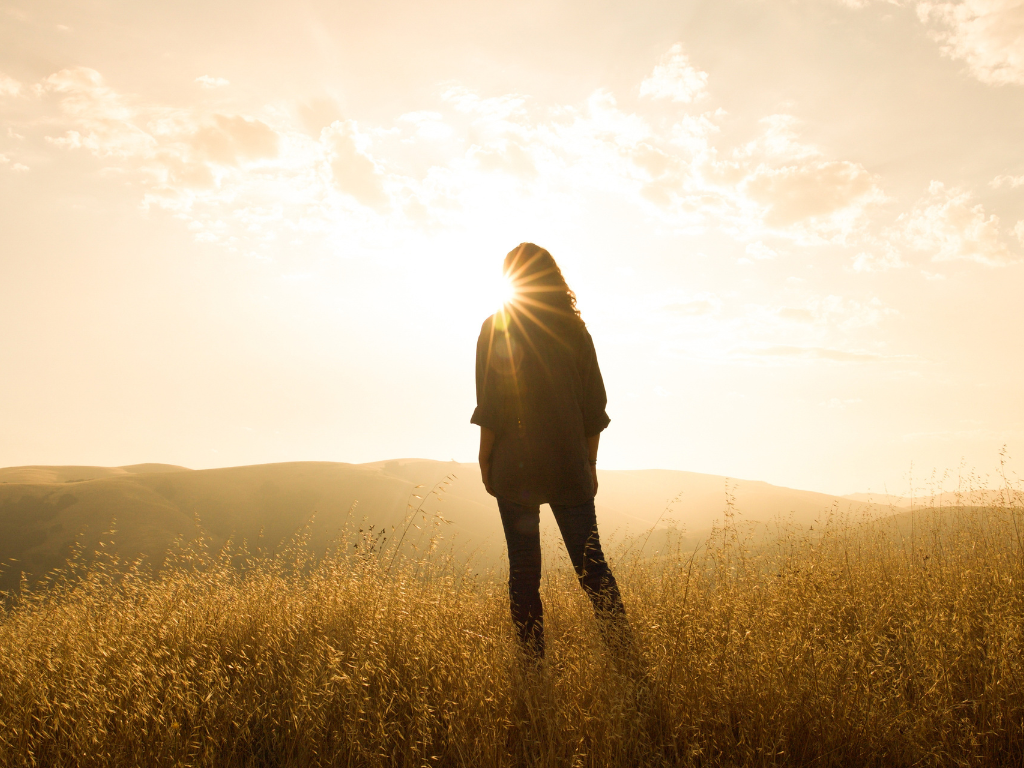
[471,242,632,659]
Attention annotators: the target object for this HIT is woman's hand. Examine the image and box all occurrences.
[587,433,600,496]
[480,461,496,497]
[479,427,496,497]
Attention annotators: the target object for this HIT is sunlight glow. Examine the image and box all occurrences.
[496,273,516,308]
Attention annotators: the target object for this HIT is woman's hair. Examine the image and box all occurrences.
[503,243,584,331]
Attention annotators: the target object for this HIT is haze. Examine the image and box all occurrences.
[2,0,1022,495]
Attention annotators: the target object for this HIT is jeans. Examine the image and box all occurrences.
[497,496,632,658]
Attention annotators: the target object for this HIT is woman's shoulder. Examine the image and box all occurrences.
[568,320,593,347]
[480,312,519,335]
[476,313,507,345]
[479,313,500,336]
[571,322,598,361]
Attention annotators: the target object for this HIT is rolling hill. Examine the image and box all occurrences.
[0,459,895,592]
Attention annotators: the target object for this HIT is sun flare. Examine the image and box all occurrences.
[496,273,517,308]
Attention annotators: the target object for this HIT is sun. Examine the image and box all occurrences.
[496,273,517,308]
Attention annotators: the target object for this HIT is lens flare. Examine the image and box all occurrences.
[497,273,516,307]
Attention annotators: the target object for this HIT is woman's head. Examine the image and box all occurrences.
[503,243,583,330]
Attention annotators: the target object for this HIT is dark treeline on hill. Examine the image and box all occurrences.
[0,459,925,593]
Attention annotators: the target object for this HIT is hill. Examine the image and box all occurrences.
[843,488,1012,509]
[0,459,893,592]
[0,464,189,485]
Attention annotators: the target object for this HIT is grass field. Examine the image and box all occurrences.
[1,482,1022,767]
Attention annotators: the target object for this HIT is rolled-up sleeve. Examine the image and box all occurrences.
[470,318,501,431]
[579,330,611,437]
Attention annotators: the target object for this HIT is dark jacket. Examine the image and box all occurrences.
[470,312,610,506]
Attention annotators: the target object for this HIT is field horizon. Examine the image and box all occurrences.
[0,457,918,594]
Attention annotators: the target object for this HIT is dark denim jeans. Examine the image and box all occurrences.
[497,496,632,658]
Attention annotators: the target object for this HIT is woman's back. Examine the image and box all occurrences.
[471,249,610,506]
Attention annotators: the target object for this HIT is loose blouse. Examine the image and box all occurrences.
[470,312,610,506]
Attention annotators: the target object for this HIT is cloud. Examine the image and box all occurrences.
[0,73,21,96]
[191,115,279,165]
[639,44,708,103]
[441,86,527,120]
[2,153,30,172]
[468,139,537,178]
[744,241,778,260]
[890,180,1020,265]
[195,75,230,89]
[41,69,277,169]
[30,68,307,242]
[824,295,899,329]
[631,143,673,178]
[851,246,907,272]
[746,345,892,362]
[658,290,899,367]
[44,66,106,97]
[744,159,881,228]
[991,173,1024,188]
[15,62,894,263]
[157,154,216,190]
[325,120,389,210]
[917,0,1024,85]
[298,98,343,136]
[1015,220,1024,245]
[664,297,720,316]
[40,67,158,158]
[690,115,888,242]
[837,0,1024,86]
[398,111,453,140]
[773,295,897,330]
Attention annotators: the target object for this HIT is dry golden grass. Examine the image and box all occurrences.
[1,480,1023,767]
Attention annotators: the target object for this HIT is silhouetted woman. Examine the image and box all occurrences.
[471,243,632,659]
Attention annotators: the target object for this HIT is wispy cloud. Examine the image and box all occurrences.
[662,295,722,317]
[889,180,1020,265]
[744,241,779,261]
[836,0,1024,86]
[14,47,1013,277]
[743,345,898,363]
[639,44,708,103]
[325,120,390,210]
[191,114,279,166]
[0,72,21,96]
[916,0,1024,86]
[851,246,908,272]
[195,75,230,89]
[991,173,1024,188]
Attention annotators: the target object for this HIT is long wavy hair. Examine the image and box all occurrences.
[502,243,585,336]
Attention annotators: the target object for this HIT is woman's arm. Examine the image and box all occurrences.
[479,426,496,496]
[580,330,611,437]
[588,432,600,495]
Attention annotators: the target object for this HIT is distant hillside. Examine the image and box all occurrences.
[0,460,895,592]
[843,489,1014,509]
[0,464,190,485]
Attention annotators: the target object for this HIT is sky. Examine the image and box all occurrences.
[1,0,1022,495]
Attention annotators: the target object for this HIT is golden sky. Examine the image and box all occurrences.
[1,0,1022,494]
